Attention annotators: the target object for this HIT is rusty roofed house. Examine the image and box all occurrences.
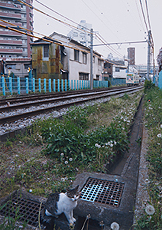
[31,32,104,83]
[31,37,67,81]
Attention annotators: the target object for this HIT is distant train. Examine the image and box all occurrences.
[126,73,139,86]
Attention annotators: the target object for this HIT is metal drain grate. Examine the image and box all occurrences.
[80,177,124,207]
[0,192,43,227]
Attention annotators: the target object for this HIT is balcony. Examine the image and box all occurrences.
[0,21,22,28]
[0,48,23,54]
[0,31,22,37]
[0,12,21,20]
[0,40,22,45]
[0,2,21,11]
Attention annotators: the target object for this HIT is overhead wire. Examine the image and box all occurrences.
[139,0,149,32]
[5,0,152,66]
[145,0,151,30]
[135,0,146,34]
[86,0,121,41]
[0,22,93,54]
[18,0,92,34]
[0,18,85,51]
[20,0,127,59]
[95,33,124,58]
[81,0,125,58]
[34,0,91,33]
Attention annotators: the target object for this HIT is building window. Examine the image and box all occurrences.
[98,59,102,66]
[96,75,99,80]
[43,45,49,58]
[7,65,16,69]
[82,52,87,64]
[79,72,89,80]
[93,56,95,63]
[74,49,79,61]
[115,67,120,72]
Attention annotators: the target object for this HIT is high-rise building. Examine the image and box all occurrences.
[0,0,33,76]
[67,20,92,47]
[127,47,135,65]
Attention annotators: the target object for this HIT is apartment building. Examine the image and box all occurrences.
[0,0,33,77]
[67,20,92,47]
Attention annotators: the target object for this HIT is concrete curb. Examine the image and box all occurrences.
[133,125,149,226]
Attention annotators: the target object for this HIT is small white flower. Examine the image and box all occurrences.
[145,205,155,215]
[160,124,162,128]
[29,189,32,193]
[157,134,161,138]
[110,143,113,148]
[69,158,73,161]
[60,152,64,156]
[61,178,65,182]
[111,222,120,230]
[65,161,68,164]
[114,141,117,145]
[95,143,101,148]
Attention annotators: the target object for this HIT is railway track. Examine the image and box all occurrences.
[0,86,143,138]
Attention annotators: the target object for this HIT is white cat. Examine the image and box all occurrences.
[41,185,80,227]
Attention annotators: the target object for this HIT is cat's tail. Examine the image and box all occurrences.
[40,208,55,230]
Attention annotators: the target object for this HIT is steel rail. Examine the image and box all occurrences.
[0,86,128,106]
[0,86,143,125]
[0,86,136,112]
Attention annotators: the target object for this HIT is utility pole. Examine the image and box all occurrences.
[90,28,93,90]
[147,30,151,80]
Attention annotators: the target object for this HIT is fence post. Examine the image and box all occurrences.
[74,80,76,90]
[68,80,70,90]
[17,77,20,94]
[2,76,5,95]
[44,78,46,92]
[71,80,73,90]
[49,79,51,92]
[65,79,67,91]
[53,79,55,92]
[26,77,28,94]
[39,78,41,92]
[9,77,12,95]
[61,79,64,91]
[57,79,60,92]
[33,78,35,93]
[29,70,32,90]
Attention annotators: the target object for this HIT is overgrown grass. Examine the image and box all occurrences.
[134,84,162,229]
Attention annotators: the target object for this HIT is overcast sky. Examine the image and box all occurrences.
[33,0,162,66]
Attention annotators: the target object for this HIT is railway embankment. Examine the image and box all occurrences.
[0,84,161,229]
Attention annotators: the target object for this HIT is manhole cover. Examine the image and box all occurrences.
[0,192,44,227]
[80,177,124,207]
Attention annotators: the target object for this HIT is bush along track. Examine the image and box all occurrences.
[0,90,144,227]
[134,80,162,230]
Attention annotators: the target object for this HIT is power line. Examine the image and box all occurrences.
[34,0,91,33]
[93,40,147,46]
[135,0,146,34]
[139,0,149,32]
[17,0,92,34]
[145,0,151,30]
[95,33,124,58]
[85,0,121,41]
